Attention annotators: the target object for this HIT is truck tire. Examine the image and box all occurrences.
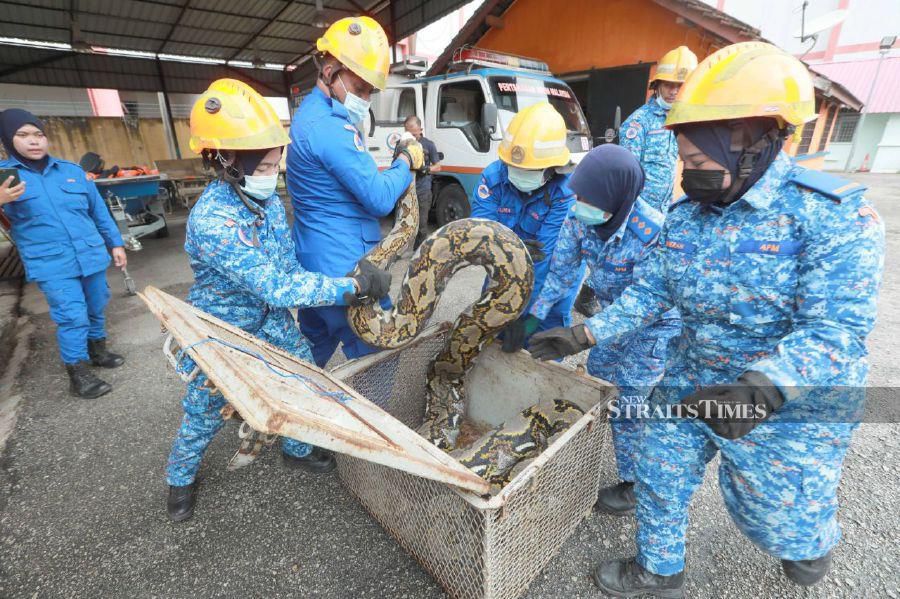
[434,183,470,227]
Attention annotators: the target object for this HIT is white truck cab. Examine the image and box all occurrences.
[365,47,592,226]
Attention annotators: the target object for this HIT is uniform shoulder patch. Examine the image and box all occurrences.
[343,123,365,152]
[477,183,491,199]
[790,168,866,202]
[625,125,639,140]
[626,205,662,243]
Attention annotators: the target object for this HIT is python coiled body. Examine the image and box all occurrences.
[348,184,534,450]
[348,184,579,490]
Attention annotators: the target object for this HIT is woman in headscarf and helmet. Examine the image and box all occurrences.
[472,102,582,351]
[574,45,697,319]
[166,79,392,523]
[523,144,681,515]
[529,42,884,595]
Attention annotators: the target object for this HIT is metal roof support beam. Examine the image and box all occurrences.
[223,66,285,97]
[156,60,182,160]
[159,0,194,53]
[343,0,373,16]
[0,51,77,79]
[229,0,301,62]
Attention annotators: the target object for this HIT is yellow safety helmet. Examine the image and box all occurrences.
[316,16,390,91]
[189,79,289,154]
[665,42,816,130]
[498,102,570,170]
[651,46,698,84]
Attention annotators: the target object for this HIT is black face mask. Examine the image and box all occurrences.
[681,169,728,205]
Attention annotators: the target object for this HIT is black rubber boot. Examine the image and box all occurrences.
[88,338,125,368]
[782,551,832,586]
[592,557,685,598]
[167,482,197,523]
[595,481,636,515]
[282,447,336,473]
[65,361,112,399]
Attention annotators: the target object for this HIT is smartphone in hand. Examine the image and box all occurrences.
[0,168,21,188]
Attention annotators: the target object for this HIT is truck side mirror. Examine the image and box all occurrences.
[437,152,445,161]
[480,103,498,134]
[367,107,376,137]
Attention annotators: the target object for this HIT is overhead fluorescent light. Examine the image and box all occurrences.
[0,37,72,51]
[228,60,254,68]
[93,46,156,59]
[158,53,226,65]
[263,63,286,70]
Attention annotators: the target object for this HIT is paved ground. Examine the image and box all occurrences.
[1,174,899,598]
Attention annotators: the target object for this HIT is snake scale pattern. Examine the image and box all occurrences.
[347,183,582,491]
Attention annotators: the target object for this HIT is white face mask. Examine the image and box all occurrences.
[337,74,371,126]
[241,174,278,200]
[507,165,547,193]
[656,96,672,110]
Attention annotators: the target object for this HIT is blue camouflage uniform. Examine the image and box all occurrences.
[287,87,412,367]
[530,198,680,481]
[166,180,357,487]
[583,153,884,575]
[619,98,678,212]
[472,160,581,331]
[0,155,122,364]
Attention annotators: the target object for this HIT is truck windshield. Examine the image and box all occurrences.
[489,76,590,136]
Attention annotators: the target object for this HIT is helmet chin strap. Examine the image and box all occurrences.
[214,150,266,221]
[716,122,784,206]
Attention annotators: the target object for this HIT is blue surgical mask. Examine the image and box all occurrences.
[572,202,613,226]
[338,74,371,126]
[507,166,547,193]
[656,96,672,110]
[241,174,278,200]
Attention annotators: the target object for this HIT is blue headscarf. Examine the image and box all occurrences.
[567,144,645,241]
[678,118,784,205]
[0,109,48,173]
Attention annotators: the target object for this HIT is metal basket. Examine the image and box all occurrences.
[332,324,614,599]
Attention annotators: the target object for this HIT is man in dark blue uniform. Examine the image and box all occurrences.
[403,115,441,248]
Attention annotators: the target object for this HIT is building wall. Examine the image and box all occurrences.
[871,113,900,173]
[478,0,720,77]
[822,113,889,171]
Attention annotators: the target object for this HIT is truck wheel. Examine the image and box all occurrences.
[154,216,170,239]
[434,183,470,227]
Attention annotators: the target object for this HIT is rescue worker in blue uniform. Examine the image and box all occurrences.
[166,79,392,523]
[472,102,581,351]
[527,144,681,514]
[573,46,699,318]
[287,16,424,367]
[529,43,884,596]
[0,109,126,399]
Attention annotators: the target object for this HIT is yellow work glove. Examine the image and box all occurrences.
[394,132,425,170]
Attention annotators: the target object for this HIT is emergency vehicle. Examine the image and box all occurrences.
[366,47,593,226]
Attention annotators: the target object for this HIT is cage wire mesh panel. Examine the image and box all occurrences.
[334,328,613,599]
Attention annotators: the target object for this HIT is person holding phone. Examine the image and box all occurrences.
[0,109,127,399]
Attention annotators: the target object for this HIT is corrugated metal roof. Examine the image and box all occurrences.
[0,0,473,95]
[812,58,900,114]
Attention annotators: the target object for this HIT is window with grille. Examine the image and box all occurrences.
[830,109,860,143]
[797,98,821,154]
[817,106,838,152]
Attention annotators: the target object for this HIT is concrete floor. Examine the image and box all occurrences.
[1,174,899,598]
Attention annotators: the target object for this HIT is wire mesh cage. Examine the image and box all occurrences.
[332,324,614,599]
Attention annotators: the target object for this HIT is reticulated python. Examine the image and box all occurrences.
[347,184,583,490]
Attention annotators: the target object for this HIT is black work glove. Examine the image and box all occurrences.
[574,285,602,318]
[680,371,784,440]
[522,239,546,263]
[345,258,392,306]
[500,315,541,353]
[527,325,593,361]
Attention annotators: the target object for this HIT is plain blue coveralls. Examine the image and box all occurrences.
[0,155,123,364]
[471,160,582,333]
[287,87,412,367]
